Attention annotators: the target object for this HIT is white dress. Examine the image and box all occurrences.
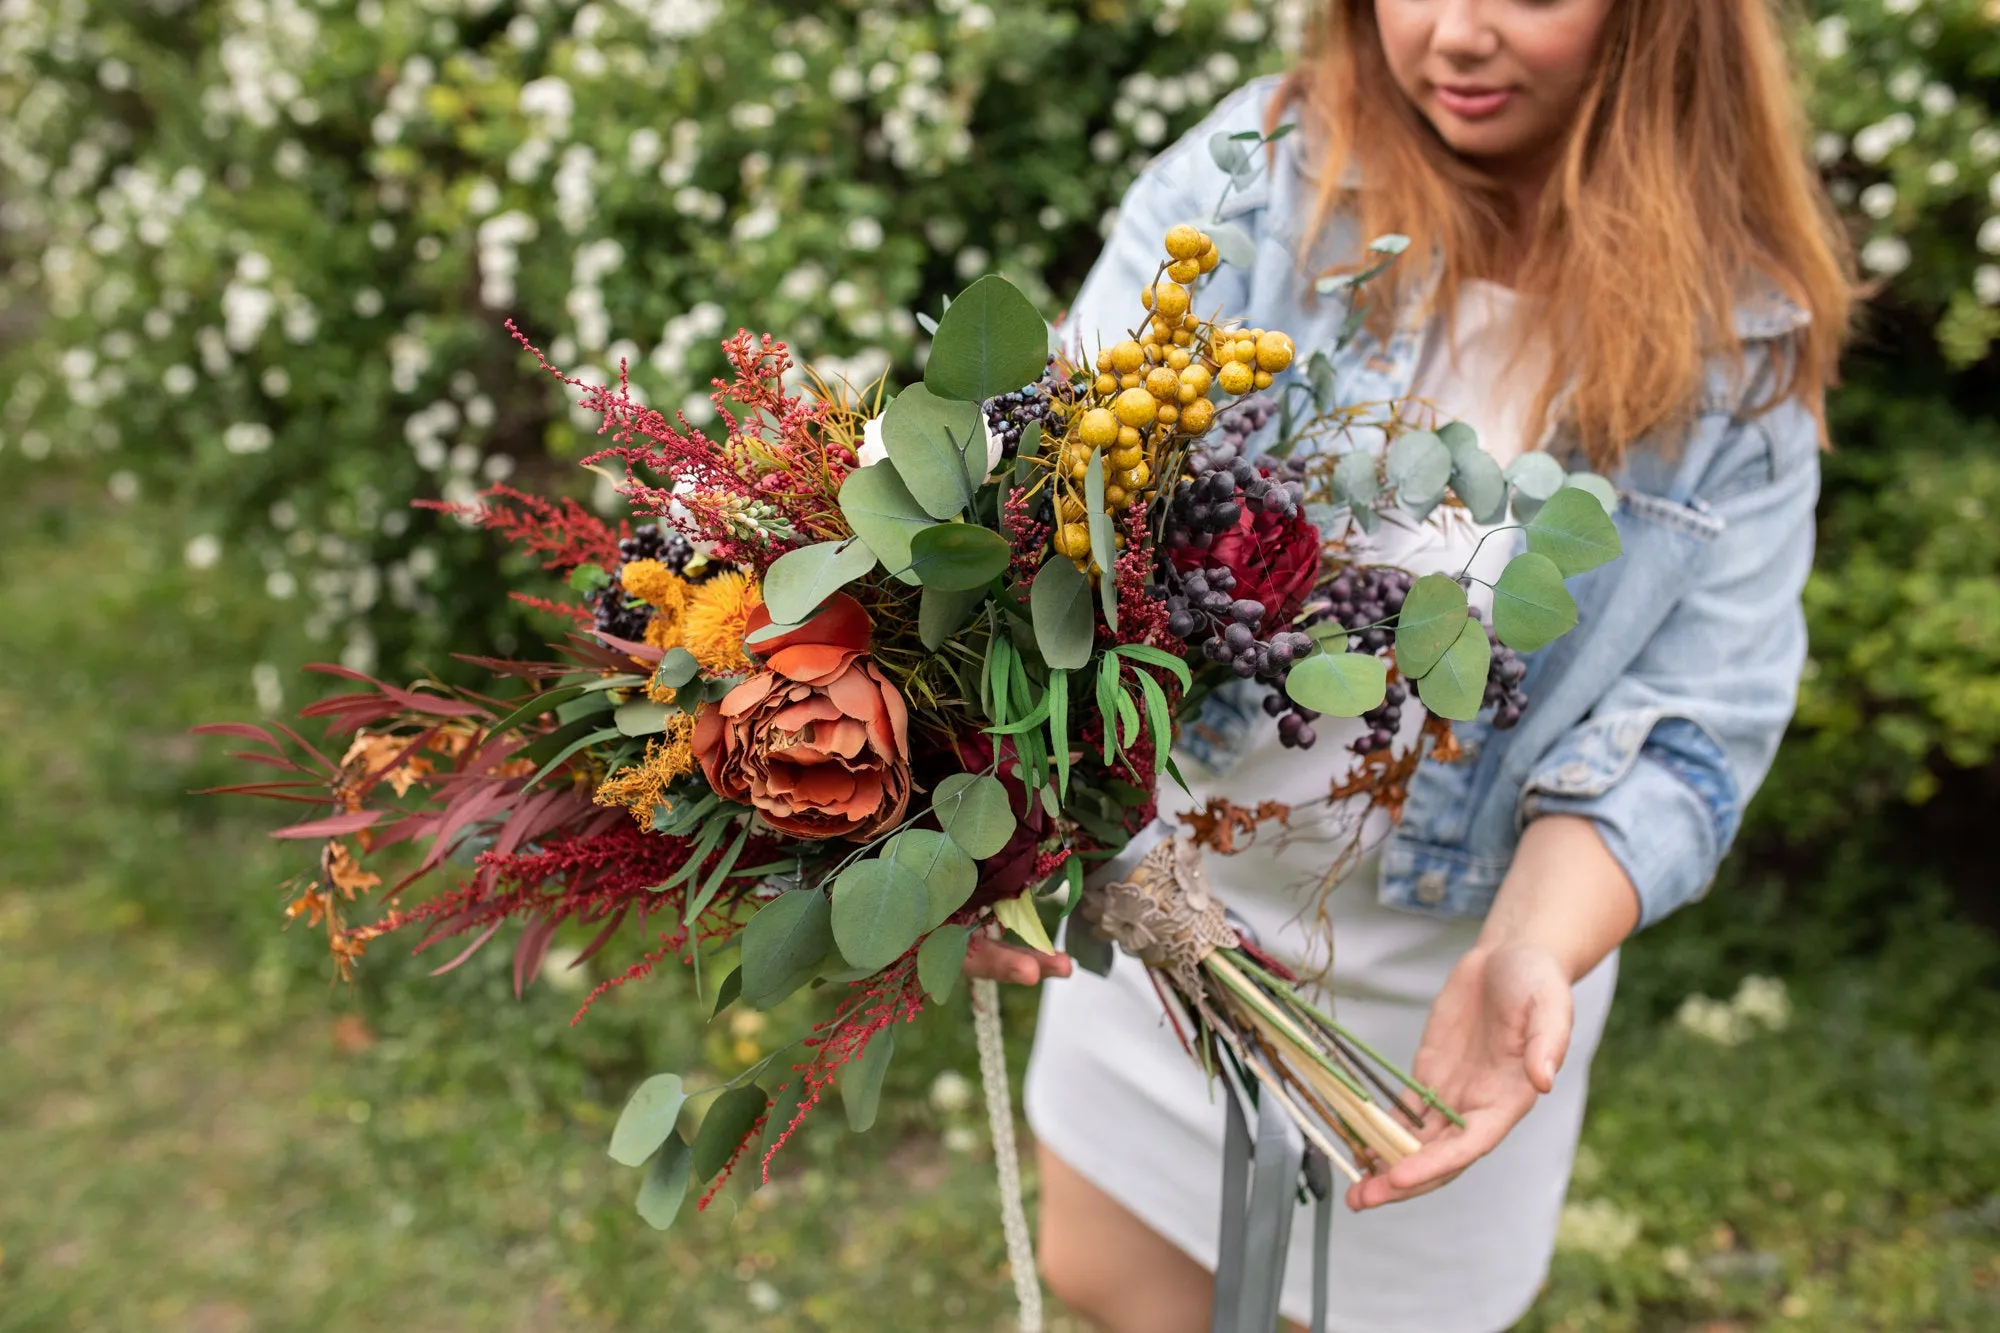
[1024,282,1619,1333]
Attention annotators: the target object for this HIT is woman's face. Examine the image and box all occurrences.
[1374,0,1614,174]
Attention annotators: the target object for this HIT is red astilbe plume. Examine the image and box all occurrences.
[416,482,629,624]
[509,322,853,572]
[748,957,928,1191]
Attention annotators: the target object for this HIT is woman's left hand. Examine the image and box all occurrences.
[1346,940,1574,1210]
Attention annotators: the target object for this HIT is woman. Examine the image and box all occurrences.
[966,2,1854,1330]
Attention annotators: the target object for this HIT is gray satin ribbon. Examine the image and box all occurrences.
[1211,1086,1313,1332]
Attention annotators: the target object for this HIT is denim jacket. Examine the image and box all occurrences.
[1059,76,1820,929]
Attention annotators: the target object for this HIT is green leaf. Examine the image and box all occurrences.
[993,887,1056,955]
[1048,668,1073,796]
[1416,618,1493,722]
[919,583,985,651]
[609,1073,687,1168]
[569,562,610,593]
[932,772,1017,860]
[525,723,622,789]
[485,681,591,741]
[653,647,701,690]
[924,274,1050,405]
[1393,573,1471,677]
[840,1026,896,1132]
[615,699,675,737]
[1388,430,1453,510]
[984,691,1052,736]
[1114,643,1193,692]
[1563,471,1619,514]
[882,829,977,929]
[1440,423,1509,524]
[917,925,971,1004]
[738,890,833,1005]
[1492,551,1579,652]
[1284,650,1389,717]
[830,858,928,971]
[762,538,878,624]
[691,1084,767,1181]
[881,383,983,519]
[1083,448,1119,634]
[1208,131,1250,176]
[907,523,1012,591]
[1525,486,1622,576]
[684,822,751,924]
[839,461,932,585]
[635,1136,692,1230]
[1208,221,1256,269]
[1505,451,1567,502]
[1029,553,1095,669]
[1131,667,1175,775]
[710,963,742,1017]
[1335,448,1380,510]
[1070,922,1115,977]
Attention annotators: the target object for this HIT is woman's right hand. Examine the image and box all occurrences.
[963,934,1073,986]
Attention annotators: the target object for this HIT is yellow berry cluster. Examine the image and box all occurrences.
[1046,225,1295,565]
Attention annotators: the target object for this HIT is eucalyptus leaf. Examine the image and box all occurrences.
[1283,650,1389,717]
[923,274,1049,405]
[762,538,878,624]
[919,583,985,651]
[1416,618,1493,722]
[932,772,1017,860]
[1439,422,1509,524]
[1393,573,1471,678]
[838,461,931,585]
[1334,448,1381,509]
[1069,922,1115,977]
[907,523,1012,591]
[569,562,609,593]
[883,828,977,929]
[1387,430,1453,508]
[691,1084,767,1181]
[653,647,701,690]
[1505,451,1567,502]
[1029,553,1095,669]
[1563,471,1619,514]
[1084,448,1118,634]
[881,383,983,519]
[830,858,928,971]
[1307,350,1337,412]
[917,924,971,1004]
[1492,551,1579,652]
[840,1026,895,1133]
[1209,221,1256,269]
[635,1136,692,1230]
[738,890,833,1006]
[615,699,675,737]
[609,1073,687,1168]
[1208,132,1250,176]
[1524,486,1623,576]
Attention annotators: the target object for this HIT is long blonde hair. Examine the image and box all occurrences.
[1276,0,1856,468]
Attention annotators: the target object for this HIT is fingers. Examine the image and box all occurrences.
[1346,1113,1507,1211]
[962,937,1073,985]
[1523,979,1575,1095]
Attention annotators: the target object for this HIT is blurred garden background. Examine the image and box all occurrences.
[3,1,1999,1329]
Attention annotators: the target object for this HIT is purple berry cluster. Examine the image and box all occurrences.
[984,368,1068,459]
[592,522,693,641]
[1212,394,1276,456]
[1164,439,1306,553]
[1484,635,1529,730]
[1163,566,1318,683]
[1258,566,1415,752]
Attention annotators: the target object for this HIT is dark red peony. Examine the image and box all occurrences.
[692,594,911,841]
[1172,499,1320,631]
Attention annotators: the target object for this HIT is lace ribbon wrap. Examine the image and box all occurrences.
[1080,837,1240,993]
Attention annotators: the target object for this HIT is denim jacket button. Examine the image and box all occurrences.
[1557,760,1593,788]
[1414,870,1448,906]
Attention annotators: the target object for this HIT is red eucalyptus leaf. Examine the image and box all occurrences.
[271,810,386,839]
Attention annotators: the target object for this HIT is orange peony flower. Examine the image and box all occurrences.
[691,594,911,841]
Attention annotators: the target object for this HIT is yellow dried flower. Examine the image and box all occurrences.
[683,571,762,675]
[592,720,697,830]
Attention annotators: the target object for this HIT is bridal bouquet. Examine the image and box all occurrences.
[205,131,1620,1235]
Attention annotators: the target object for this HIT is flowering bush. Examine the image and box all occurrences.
[0,0,1307,674]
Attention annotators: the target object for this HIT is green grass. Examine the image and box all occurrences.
[2,467,1996,1331]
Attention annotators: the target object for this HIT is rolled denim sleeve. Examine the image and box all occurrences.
[1521,398,1822,926]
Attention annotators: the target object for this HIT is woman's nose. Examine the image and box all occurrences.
[1430,0,1504,65]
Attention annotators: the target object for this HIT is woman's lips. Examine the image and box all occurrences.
[1432,84,1515,120]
